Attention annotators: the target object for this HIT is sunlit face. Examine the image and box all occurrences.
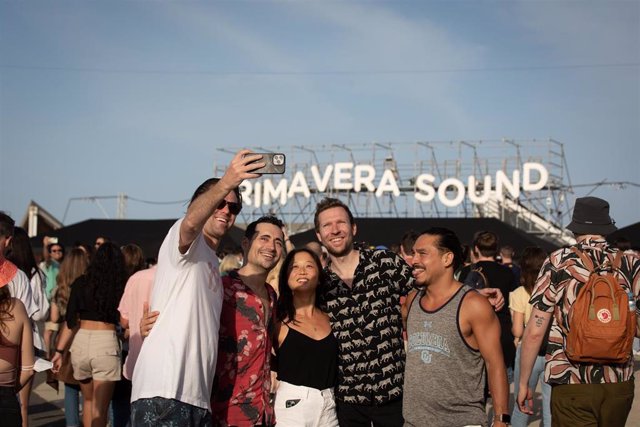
[315,207,356,257]
[287,251,320,292]
[411,234,450,287]
[204,192,240,240]
[245,222,284,272]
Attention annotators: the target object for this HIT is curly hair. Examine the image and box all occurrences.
[53,248,90,316]
[85,242,127,320]
[276,248,326,324]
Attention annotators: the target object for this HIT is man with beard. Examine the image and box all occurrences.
[404,228,509,427]
[211,216,285,426]
[130,150,266,426]
[313,198,504,426]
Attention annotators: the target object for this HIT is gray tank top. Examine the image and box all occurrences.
[403,285,487,427]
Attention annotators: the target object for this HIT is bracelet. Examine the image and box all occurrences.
[55,348,65,354]
[21,365,34,371]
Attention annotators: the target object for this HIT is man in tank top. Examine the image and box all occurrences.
[403,227,510,427]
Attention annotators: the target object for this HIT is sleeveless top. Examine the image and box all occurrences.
[0,333,20,387]
[277,327,338,390]
[403,285,487,427]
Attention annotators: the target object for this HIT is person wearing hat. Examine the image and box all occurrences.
[516,197,640,427]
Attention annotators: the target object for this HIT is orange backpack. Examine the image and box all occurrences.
[564,248,636,364]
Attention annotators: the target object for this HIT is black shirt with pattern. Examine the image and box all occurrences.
[319,248,414,405]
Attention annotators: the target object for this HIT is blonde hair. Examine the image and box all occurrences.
[53,248,89,316]
[219,253,242,275]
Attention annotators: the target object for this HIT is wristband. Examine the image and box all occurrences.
[55,348,65,354]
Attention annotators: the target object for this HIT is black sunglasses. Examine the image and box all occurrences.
[217,199,242,215]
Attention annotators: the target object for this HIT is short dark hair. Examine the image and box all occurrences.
[189,178,242,208]
[47,243,65,255]
[418,227,464,271]
[244,216,284,240]
[473,230,498,258]
[400,230,419,253]
[0,211,15,238]
[313,198,354,232]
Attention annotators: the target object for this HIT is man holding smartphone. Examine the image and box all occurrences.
[130,150,266,426]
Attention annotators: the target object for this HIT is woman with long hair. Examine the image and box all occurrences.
[0,265,35,427]
[5,226,50,426]
[51,242,127,427]
[47,248,90,427]
[274,248,338,427]
[509,246,550,426]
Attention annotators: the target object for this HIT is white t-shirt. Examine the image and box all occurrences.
[8,269,38,318]
[130,218,223,411]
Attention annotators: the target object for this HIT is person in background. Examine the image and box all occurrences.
[43,242,65,300]
[0,262,35,427]
[274,248,339,426]
[94,236,110,251]
[500,245,521,290]
[517,197,640,427]
[219,253,243,276]
[509,246,550,427]
[110,243,146,426]
[51,242,127,427]
[5,226,50,427]
[48,248,90,427]
[118,265,157,381]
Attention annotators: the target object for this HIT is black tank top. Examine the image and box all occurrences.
[277,327,338,390]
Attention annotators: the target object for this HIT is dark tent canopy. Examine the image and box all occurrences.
[30,219,245,260]
[608,222,640,249]
[290,217,559,256]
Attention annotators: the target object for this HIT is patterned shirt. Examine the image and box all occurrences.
[530,238,640,385]
[320,248,414,405]
[212,271,277,426]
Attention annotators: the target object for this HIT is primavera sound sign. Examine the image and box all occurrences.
[241,162,548,209]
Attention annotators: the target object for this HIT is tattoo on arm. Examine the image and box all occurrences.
[534,315,544,327]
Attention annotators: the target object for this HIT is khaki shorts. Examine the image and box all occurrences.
[70,329,121,382]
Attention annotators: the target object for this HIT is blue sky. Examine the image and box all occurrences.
[1,0,638,230]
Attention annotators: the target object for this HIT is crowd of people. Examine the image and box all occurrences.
[1,150,639,427]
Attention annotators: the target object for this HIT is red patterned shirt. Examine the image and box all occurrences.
[211,271,277,426]
[530,238,640,385]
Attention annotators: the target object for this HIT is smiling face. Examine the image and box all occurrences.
[411,234,452,287]
[287,250,320,293]
[315,206,356,257]
[244,222,284,273]
[203,192,240,241]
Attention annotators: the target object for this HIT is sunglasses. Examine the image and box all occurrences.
[217,199,242,215]
[51,249,63,253]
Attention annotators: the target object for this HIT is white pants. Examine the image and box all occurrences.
[274,381,338,427]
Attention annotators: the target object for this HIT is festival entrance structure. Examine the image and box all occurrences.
[213,139,576,248]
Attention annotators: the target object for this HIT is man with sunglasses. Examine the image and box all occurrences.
[130,150,266,426]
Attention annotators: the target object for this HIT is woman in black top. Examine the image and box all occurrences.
[52,242,127,427]
[274,248,338,427]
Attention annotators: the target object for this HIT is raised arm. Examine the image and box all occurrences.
[179,150,264,253]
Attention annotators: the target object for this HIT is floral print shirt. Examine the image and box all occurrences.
[530,238,640,385]
[211,271,277,426]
